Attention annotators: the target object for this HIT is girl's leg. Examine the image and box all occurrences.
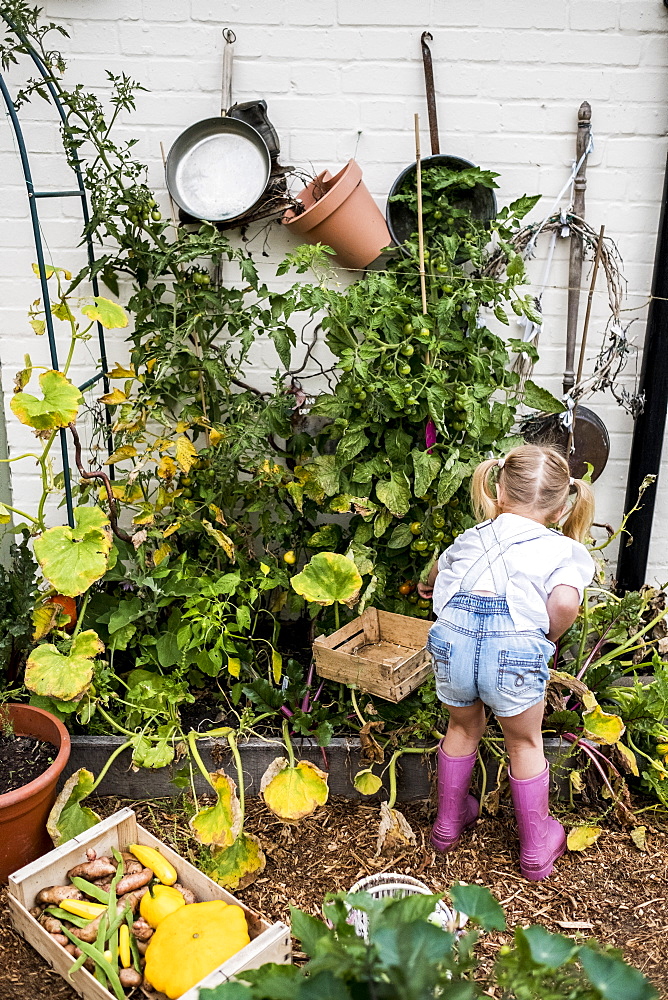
[496,701,545,780]
[432,701,486,853]
[442,700,487,757]
[498,702,566,880]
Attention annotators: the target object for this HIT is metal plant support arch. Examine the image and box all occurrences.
[0,12,113,528]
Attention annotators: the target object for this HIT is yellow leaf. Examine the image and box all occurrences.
[30,319,45,336]
[108,363,136,379]
[157,455,177,480]
[99,388,128,405]
[570,770,584,792]
[32,603,58,641]
[272,649,282,684]
[631,826,647,851]
[202,521,235,561]
[582,704,626,745]
[163,521,182,538]
[260,758,329,822]
[153,543,171,566]
[175,435,197,474]
[175,420,190,433]
[227,657,241,678]
[210,427,224,446]
[567,825,602,852]
[208,505,227,525]
[615,741,639,777]
[105,444,137,465]
[354,769,382,796]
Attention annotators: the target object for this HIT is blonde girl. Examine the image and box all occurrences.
[418,444,595,880]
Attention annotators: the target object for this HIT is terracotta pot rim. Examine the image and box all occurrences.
[282,159,362,230]
[0,704,71,810]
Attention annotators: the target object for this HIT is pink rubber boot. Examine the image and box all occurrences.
[431,745,479,852]
[509,762,566,881]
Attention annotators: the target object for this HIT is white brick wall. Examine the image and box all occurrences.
[0,0,667,583]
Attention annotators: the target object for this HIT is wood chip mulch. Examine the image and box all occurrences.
[1,795,667,999]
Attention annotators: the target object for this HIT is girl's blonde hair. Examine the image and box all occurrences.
[471,444,595,543]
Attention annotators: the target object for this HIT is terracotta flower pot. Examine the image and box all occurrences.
[0,704,71,881]
[283,159,391,270]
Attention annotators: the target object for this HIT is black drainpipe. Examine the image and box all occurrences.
[616,150,668,592]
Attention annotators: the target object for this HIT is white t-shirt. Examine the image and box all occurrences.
[432,512,596,633]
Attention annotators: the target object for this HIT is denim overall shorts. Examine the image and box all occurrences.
[427,521,556,718]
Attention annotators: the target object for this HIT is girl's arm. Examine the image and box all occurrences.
[546,584,581,642]
[417,560,439,599]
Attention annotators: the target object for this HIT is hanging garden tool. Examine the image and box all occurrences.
[386,31,497,249]
[521,102,610,482]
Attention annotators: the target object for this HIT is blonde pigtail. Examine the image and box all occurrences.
[562,478,596,543]
[471,459,501,522]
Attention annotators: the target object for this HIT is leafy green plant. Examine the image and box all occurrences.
[200,884,656,1000]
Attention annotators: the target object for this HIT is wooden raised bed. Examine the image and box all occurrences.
[313,608,432,702]
[7,807,291,1000]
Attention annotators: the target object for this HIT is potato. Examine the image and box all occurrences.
[119,969,143,988]
[36,885,84,906]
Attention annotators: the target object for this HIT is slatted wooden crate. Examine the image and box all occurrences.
[313,607,432,702]
[7,807,291,1000]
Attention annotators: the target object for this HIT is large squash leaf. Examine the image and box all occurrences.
[34,506,112,597]
[11,370,83,430]
[190,769,242,848]
[80,296,128,329]
[582,703,626,744]
[47,768,100,846]
[261,757,329,821]
[25,629,104,701]
[205,832,266,891]
[290,552,362,607]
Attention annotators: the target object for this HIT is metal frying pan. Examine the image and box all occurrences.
[165,30,271,223]
[386,31,497,247]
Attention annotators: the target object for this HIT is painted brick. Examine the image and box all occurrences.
[337,0,431,27]
[569,2,619,31]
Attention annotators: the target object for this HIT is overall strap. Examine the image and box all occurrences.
[458,521,550,596]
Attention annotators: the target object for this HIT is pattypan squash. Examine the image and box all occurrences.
[140,883,186,928]
[144,899,250,999]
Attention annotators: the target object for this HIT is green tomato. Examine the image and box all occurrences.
[418,328,430,340]
[356,390,367,401]
[414,539,429,552]
[399,364,411,376]
[433,210,443,220]
[403,322,414,335]
[406,396,418,406]
[408,593,419,604]
[417,598,431,609]
[151,209,162,221]
[433,531,444,542]
[432,512,445,529]
[400,344,415,357]
[409,522,422,535]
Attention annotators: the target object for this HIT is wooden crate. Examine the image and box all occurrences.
[313,607,432,702]
[7,807,291,1000]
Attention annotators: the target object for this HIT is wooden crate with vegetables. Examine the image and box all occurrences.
[7,807,290,1000]
[313,607,432,703]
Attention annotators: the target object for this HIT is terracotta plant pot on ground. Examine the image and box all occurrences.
[282,159,391,270]
[0,704,71,881]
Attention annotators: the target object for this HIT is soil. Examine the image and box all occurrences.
[1,793,666,998]
[0,732,56,795]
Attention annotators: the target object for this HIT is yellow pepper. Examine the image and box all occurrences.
[127,844,177,885]
[140,884,186,928]
[59,899,107,920]
[144,900,249,999]
[119,924,131,969]
[103,949,113,963]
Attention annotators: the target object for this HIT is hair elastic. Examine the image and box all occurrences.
[569,477,575,486]
[497,457,505,468]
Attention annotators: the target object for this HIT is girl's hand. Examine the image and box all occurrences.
[417,582,433,600]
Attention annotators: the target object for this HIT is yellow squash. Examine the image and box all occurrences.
[59,899,106,920]
[127,843,177,885]
[144,900,250,999]
[140,883,186,928]
[119,924,131,968]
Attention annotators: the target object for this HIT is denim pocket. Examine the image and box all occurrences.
[497,650,544,695]
[428,637,451,683]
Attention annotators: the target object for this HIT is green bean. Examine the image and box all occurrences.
[61,926,126,1000]
[125,908,142,974]
[94,913,108,988]
[70,876,110,904]
[66,950,87,980]
[44,906,89,929]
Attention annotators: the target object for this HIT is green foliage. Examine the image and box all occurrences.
[0,534,38,683]
[198,885,655,1000]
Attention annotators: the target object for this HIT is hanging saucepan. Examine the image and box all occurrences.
[165,30,271,223]
[386,31,497,249]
